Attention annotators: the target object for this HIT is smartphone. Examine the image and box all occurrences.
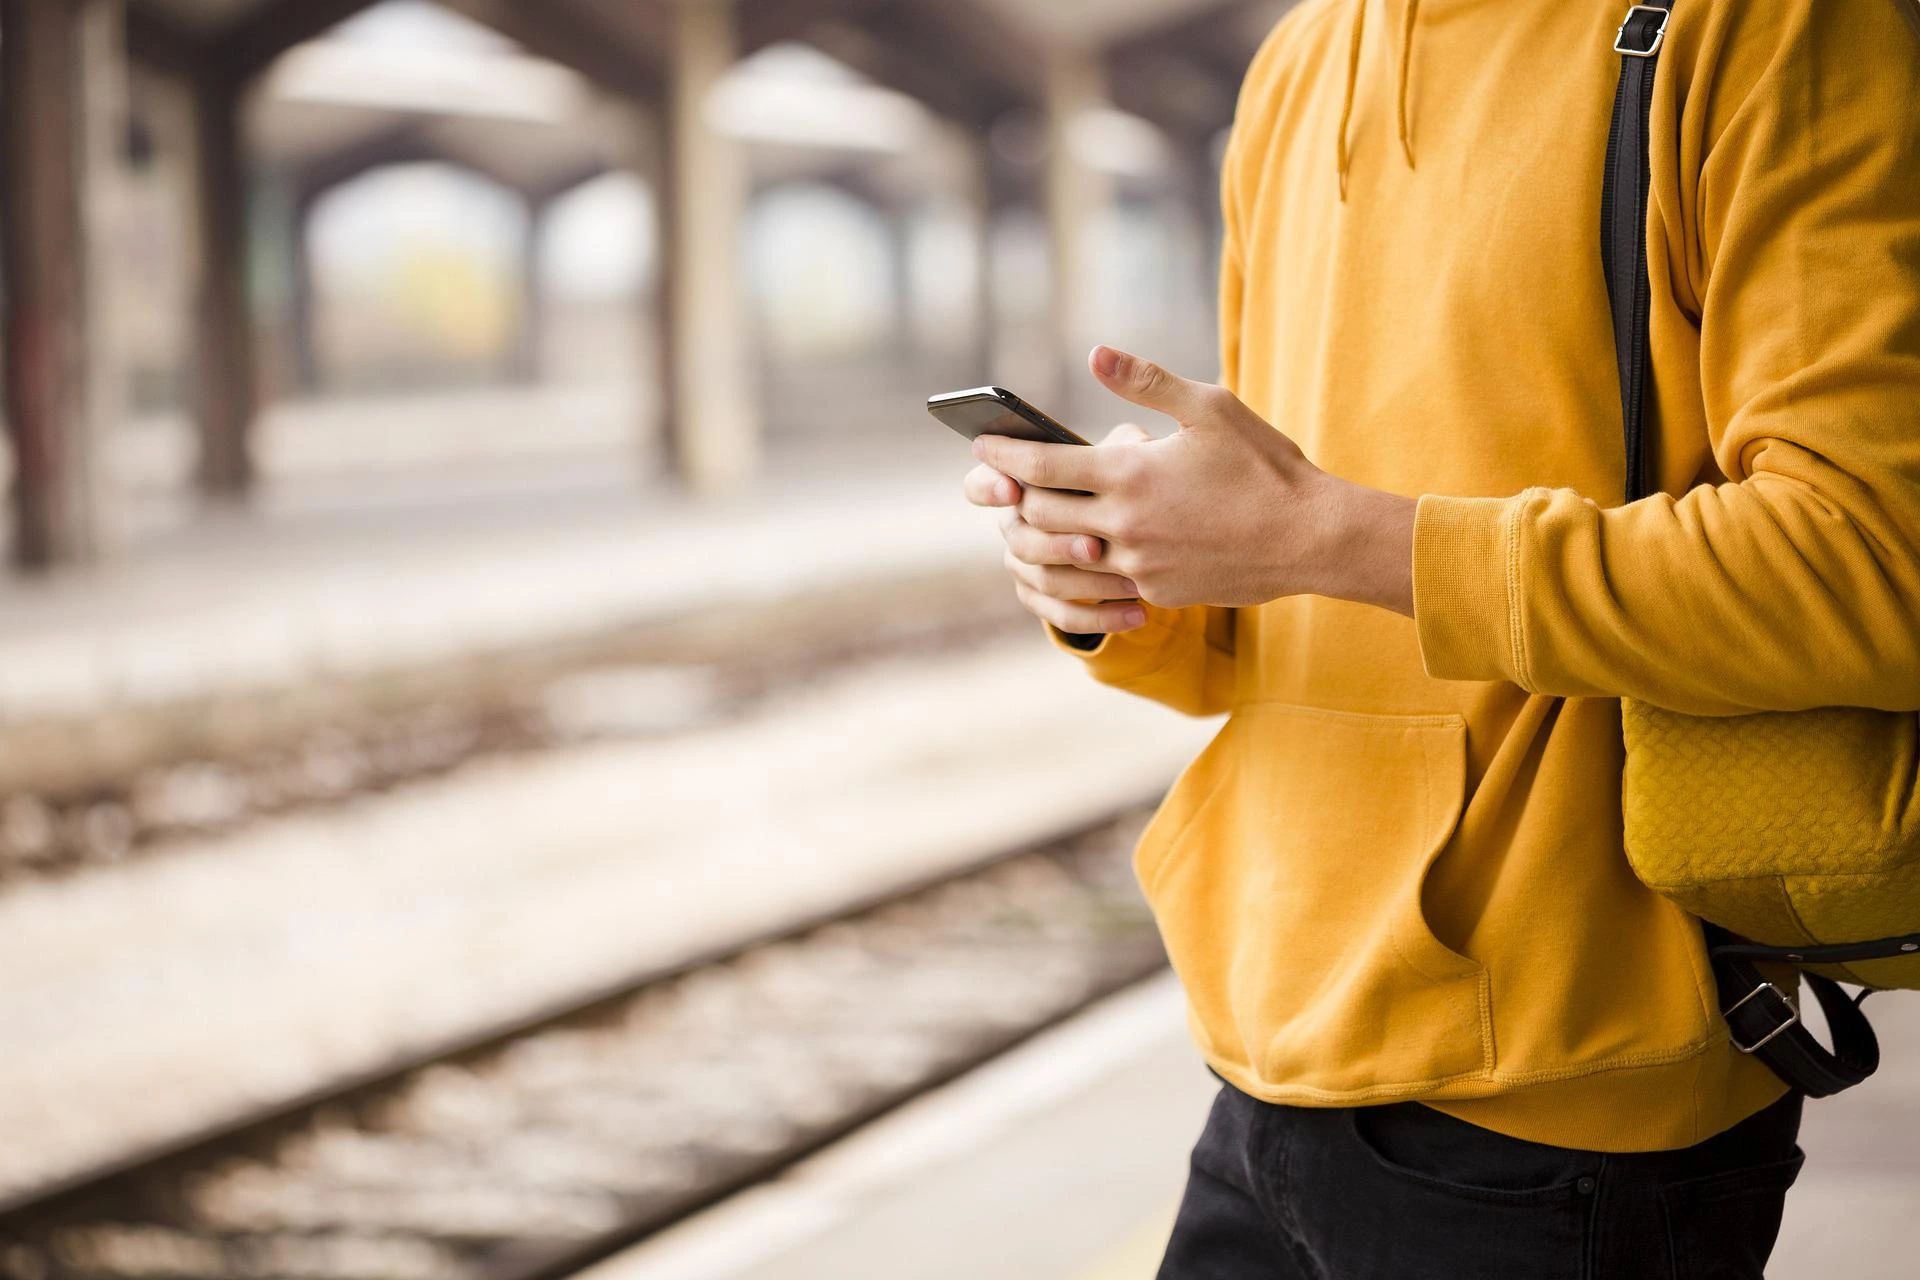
[926,387,1091,447]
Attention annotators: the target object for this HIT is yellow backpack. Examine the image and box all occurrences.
[1605,2,1915,1097]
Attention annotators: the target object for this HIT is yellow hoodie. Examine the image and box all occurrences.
[1057,0,1920,1151]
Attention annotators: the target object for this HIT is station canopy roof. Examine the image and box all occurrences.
[126,0,1290,202]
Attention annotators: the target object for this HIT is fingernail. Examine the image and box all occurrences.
[971,437,988,460]
[1090,346,1120,378]
[1119,579,1139,595]
[997,479,1018,504]
[1123,607,1148,628]
[1074,538,1097,563]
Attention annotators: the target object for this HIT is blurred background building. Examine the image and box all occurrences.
[0,2,1911,1278]
[0,0,1276,566]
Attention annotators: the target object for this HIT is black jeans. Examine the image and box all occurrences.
[1158,1079,1804,1280]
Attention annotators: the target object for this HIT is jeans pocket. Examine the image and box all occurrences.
[1659,1149,1805,1280]
[1301,1105,1593,1280]
[1348,1103,1599,1207]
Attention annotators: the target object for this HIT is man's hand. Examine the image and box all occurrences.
[965,422,1154,636]
[966,346,1416,632]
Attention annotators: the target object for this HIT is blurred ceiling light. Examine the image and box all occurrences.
[1069,107,1172,179]
[734,41,872,86]
[704,78,931,153]
[328,0,516,55]
[971,0,1225,49]
[267,44,589,125]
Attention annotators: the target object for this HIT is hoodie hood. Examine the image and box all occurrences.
[1336,0,1422,199]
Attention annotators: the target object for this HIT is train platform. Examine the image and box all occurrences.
[0,408,983,729]
[575,972,1213,1280]
[582,981,1920,1280]
[0,633,1219,1203]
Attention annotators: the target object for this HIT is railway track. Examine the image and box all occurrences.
[0,567,1026,885]
[0,807,1166,1280]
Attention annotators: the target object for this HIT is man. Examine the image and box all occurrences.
[963,0,1920,1274]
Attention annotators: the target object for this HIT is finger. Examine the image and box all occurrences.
[1089,346,1218,422]
[1101,422,1153,446]
[971,434,1111,493]
[1005,554,1139,602]
[1018,487,1108,539]
[1016,584,1150,635]
[1003,515,1104,568]
[963,464,1022,508]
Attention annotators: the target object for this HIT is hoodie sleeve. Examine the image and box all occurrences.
[1413,0,1920,716]
[1044,604,1236,718]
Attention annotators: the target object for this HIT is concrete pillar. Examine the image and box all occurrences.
[76,0,129,555]
[288,200,321,395]
[970,145,1022,383]
[1,0,127,570]
[607,104,671,478]
[1043,50,1111,411]
[189,71,258,499]
[1191,133,1227,290]
[506,196,548,385]
[1177,133,1226,376]
[971,188,997,379]
[885,204,917,364]
[247,163,307,401]
[662,0,758,494]
[645,112,684,481]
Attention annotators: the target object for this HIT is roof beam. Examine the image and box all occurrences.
[529,160,613,206]
[1107,0,1285,75]
[125,3,205,76]
[438,0,665,101]
[740,0,1040,127]
[877,0,1042,110]
[548,0,673,66]
[738,0,892,50]
[125,0,665,101]
[1106,0,1287,137]
[288,121,534,212]
[1107,50,1239,137]
[215,0,383,84]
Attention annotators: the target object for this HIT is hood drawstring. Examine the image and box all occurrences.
[1397,0,1421,168]
[1335,0,1367,201]
[1336,0,1422,203]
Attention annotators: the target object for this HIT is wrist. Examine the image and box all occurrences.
[1314,479,1417,617]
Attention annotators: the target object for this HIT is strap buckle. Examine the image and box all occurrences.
[1726,982,1802,1054]
[1613,5,1670,57]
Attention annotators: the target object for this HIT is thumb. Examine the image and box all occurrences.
[1101,422,1153,446]
[1090,346,1215,422]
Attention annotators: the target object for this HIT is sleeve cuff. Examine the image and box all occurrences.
[1043,607,1183,673]
[1412,492,1528,685]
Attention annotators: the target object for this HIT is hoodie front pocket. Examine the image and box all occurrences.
[1144,703,1492,1099]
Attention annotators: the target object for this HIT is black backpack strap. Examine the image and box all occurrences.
[1708,928,1881,1098]
[1601,2,1882,1098]
[1602,3,1670,505]
[1712,930,1920,1096]
[1713,931,1920,968]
